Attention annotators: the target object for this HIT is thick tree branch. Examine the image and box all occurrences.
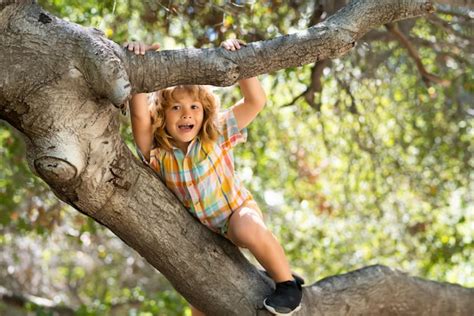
[123,0,435,94]
[299,265,474,315]
[0,285,75,315]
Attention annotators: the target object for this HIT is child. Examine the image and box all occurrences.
[126,39,303,315]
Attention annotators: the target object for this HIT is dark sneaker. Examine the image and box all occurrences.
[263,279,302,315]
[259,270,305,286]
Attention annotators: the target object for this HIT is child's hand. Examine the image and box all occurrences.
[123,41,161,55]
[221,39,246,51]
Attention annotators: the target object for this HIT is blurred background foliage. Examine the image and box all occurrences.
[1,0,473,315]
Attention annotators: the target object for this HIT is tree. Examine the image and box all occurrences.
[1,0,473,314]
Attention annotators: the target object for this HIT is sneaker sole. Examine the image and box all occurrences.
[263,299,302,315]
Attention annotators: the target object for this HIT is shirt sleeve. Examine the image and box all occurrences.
[148,148,160,173]
[218,108,248,149]
[135,144,149,164]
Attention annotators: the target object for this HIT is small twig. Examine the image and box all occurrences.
[335,77,358,115]
[428,14,473,41]
[385,23,450,87]
[318,113,331,156]
[281,90,307,107]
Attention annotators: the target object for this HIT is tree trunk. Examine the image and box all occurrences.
[0,1,472,315]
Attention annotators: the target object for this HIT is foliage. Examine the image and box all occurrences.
[1,0,472,314]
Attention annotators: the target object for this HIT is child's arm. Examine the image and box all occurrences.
[130,93,153,162]
[125,41,161,161]
[221,39,266,130]
[232,77,266,130]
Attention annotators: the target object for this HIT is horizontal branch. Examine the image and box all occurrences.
[297,265,474,315]
[123,0,434,94]
[0,285,74,315]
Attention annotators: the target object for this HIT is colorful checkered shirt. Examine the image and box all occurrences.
[149,109,253,234]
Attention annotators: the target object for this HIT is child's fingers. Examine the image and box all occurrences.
[236,39,247,46]
[222,39,236,51]
[233,39,248,49]
[124,42,159,55]
[127,42,138,54]
[149,43,161,51]
[139,42,146,55]
[220,40,229,50]
[126,42,135,51]
[134,43,141,55]
[221,38,246,51]
[232,38,241,49]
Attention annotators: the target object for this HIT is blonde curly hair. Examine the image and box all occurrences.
[150,85,220,151]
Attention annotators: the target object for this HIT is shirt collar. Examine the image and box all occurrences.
[171,137,201,156]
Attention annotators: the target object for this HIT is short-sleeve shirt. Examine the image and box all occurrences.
[149,109,253,233]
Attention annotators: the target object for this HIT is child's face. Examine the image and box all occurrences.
[164,91,204,152]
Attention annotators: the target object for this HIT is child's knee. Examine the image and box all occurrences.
[190,304,206,316]
[228,211,269,247]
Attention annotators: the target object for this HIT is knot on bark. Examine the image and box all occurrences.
[30,134,87,185]
[34,156,77,183]
[216,50,241,86]
[77,28,131,107]
[423,2,435,14]
[38,13,52,24]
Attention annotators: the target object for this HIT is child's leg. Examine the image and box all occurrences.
[190,304,205,316]
[226,204,303,314]
[226,205,293,282]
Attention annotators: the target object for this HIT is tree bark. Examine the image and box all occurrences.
[0,1,472,315]
[278,265,474,316]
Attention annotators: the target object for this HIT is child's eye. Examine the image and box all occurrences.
[172,105,180,110]
[191,104,200,109]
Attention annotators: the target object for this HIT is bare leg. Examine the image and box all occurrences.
[226,206,293,282]
[190,304,206,316]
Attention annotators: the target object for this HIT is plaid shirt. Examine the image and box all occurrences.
[149,109,253,233]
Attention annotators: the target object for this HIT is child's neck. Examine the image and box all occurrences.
[177,144,189,154]
[173,140,191,154]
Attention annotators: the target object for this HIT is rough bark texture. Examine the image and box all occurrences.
[299,265,473,315]
[0,1,473,315]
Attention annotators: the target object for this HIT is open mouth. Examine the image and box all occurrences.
[178,124,194,131]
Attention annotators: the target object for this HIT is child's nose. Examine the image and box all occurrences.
[181,110,192,119]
